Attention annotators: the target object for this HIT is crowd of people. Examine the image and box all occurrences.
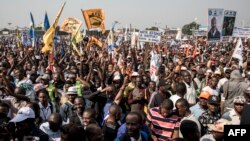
[0,34,250,141]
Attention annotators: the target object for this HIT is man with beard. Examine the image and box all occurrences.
[40,113,62,141]
[115,112,150,141]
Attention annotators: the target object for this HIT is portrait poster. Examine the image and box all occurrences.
[222,10,237,36]
[207,8,224,42]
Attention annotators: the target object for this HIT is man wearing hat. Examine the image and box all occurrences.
[190,91,210,119]
[9,107,49,141]
[222,69,248,113]
[59,86,78,124]
[222,96,246,125]
[198,95,221,135]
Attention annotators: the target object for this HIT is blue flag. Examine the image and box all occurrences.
[29,12,35,44]
[44,12,50,31]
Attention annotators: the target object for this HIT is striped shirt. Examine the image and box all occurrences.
[147,107,180,141]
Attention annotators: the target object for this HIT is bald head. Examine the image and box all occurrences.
[109,104,122,116]
[49,113,62,125]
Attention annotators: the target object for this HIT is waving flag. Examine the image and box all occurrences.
[29,12,35,47]
[61,17,82,33]
[44,12,50,31]
[81,8,105,34]
[42,2,66,53]
[232,38,243,66]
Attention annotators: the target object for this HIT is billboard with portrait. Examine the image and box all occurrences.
[207,8,224,42]
[222,10,237,36]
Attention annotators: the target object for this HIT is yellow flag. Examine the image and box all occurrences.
[88,36,103,48]
[16,29,21,48]
[61,17,82,33]
[81,9,105,34]
[42,3,66,53]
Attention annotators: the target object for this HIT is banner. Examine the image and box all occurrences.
[138,30,161,43]
[61,17,82,33]
[233,27,250,37]
[88,36,103,48]
[232,38,243,61]
[42,2,65,53]
[150,51,161,81]
[222,10,237,36]
[81,9,105,34]
[207,8,224,42]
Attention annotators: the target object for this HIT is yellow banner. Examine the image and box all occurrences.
[88,36,103,48]
[81,8,105,34]
[42,3,66,53]
[61,17,82,33]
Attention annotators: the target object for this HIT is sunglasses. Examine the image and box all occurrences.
[234,103,244,106]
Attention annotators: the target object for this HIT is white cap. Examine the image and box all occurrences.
[214,70,221,75]
[10,107,35,122]
[66,86,77,95]
[131,72,139,77]
[113,75,121,80]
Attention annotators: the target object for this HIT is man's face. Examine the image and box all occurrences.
[199,98,208,108]
[74,99,84,112]
[126,115,141,137]
[183,72,191,84]
[208,103,219,113]
[212,18,217,28]
[38,92,48,105]
[176,103,186,117]
[160,107,171,118]
[83,112,92,127]
[234,103,244,114]
[67,94,76,103]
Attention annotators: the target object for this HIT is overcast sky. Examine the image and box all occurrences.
[0,0,249,30]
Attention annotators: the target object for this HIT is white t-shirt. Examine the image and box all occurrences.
[169,94,181,110]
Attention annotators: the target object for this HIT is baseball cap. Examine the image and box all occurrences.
[66,86,77,95]
[131,72,139,77]
[208,95,220,105]
[199,91,211,100]
[233,96,246,104]
[10,107,35,123]
[208,119,230,133]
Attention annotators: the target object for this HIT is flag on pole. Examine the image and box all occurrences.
[232,38,243,62]
[16,29,21,48]
[42,2,66,53]
[29,12,36,47]
[61,17,82,33]
[107,30,114,52]
[44,12,50,31]
[81,8,105,34]
[87,36,103,48]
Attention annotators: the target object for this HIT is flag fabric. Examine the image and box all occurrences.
[107,30,114,52]
[87,36,103,48]
[16,29,21,48]
[61,17,82,33]
[232,38,243,61]
[29,12,36,47]
[44,12,50,31]
[176,28,182,40]
[42,2,66,53]
[81,8,105,34]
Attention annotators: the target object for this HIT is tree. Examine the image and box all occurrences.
[182,21,200,35]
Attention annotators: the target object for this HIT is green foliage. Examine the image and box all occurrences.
[182,22,200,35]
